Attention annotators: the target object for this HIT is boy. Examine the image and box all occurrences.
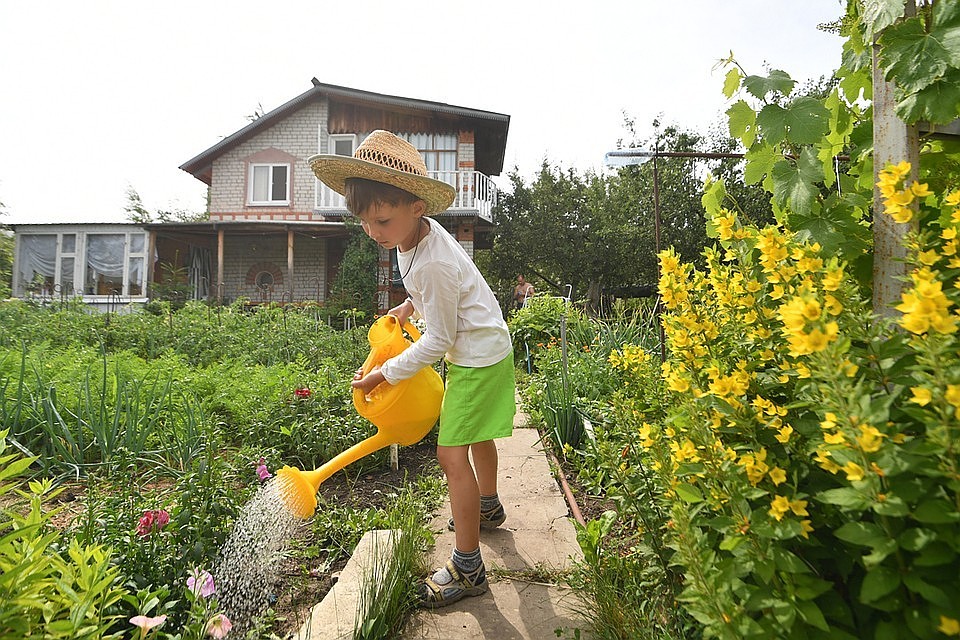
[309,130,515,607]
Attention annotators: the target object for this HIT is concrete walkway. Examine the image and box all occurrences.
[295,404,590,639]
[400,409,589,639]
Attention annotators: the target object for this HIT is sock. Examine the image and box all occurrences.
[480,494,500,511]
[432,548,483,585]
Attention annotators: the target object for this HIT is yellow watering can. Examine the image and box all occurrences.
[277,315,444,519]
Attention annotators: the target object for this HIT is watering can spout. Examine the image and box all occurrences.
[277,432,392,519]
[277,315,444,520]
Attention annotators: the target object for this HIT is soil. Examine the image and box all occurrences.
[271,439,442,638]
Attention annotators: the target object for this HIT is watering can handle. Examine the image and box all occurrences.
[354,315,422,398]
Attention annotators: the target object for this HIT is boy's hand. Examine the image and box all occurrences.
[388,298,414,327]
[351,366,387,395]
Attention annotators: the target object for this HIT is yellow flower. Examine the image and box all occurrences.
[775,426,793,444]
[945,190,960,207]
[942,227,957,240]
[857,424,884,453]
[917,249,939,266]
[790,499,809,516]
[910,386,932,406]
[947,384,960,408]
[843,462,865,482]
[769,495,791,521]
[769,467,787,485]
[938,616,960,636]
[815,448,841,474]
[910,181,932,198]
[824,431,847,445]
[800,519,814,539]
[821,268,843,291]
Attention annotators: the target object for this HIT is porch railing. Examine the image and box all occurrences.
[316,170,498,222]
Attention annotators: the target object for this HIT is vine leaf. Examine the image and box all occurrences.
[743,69,795,100]
[896,68,960,124]
[726,100,757,147]
[744,143,780,186]
[772,147,821,214]
[860,0,907,41]
[878,16,952,93]
[723,67,742,99]
[757,97,831,146]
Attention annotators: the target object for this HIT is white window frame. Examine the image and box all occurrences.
[81,231,149,298]
[328,133,357,157]
[13,229,148,299]
[248,163,291,206]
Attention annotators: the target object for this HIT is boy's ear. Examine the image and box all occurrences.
[413,199,427,216]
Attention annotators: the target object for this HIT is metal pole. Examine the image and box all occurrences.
[652,137,666,363]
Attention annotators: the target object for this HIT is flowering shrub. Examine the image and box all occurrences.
[626,166,960,638]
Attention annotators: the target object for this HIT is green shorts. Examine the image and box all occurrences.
[438,354,516,447]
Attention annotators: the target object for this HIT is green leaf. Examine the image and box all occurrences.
[757,97,830,146]
[744,143,780,186]
[796,599,829,632]
[834,521,888,548]
[879,15,952,92]
[816,486,872,510]
[903,573,951,608]
[913,499,960,524]
[863,539,899,567]
[913,542,956,567]
[772,147,822,213]
[743,69,796,100]
[873,494,910,517]
[675,483,703,504]
[933,0,960,66]
[723,67,742,99]
[727,100,757,148]
[896,70,960,124]
[772,547,810,574]
[898,527,936,552]
[859,566,901,603]
[860,0,908,40]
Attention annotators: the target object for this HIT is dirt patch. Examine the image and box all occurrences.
[270,439,441,638]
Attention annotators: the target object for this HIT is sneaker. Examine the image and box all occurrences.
[447,502,506,532]
[419,560,488,608]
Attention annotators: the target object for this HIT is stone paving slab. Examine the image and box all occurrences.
[400,426,589,639]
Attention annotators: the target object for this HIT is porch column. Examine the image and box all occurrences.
[217,229,224,304]
[287,228,295,301]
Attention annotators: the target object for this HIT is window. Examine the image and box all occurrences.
[249,163,290,205]
[401,133,457,173]
[16,229,148,298]
[329,134,357,157]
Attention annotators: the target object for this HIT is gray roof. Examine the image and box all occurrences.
[180,79,510,184]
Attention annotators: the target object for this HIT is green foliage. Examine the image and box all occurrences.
[327,225,379,319]
[0,432,128,638]
[0,228,12,299]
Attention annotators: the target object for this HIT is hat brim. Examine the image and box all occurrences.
[308,154,457,215]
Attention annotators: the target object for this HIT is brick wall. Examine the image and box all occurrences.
[219,233,327,302]
[209,99,328,219]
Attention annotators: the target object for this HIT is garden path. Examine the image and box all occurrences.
[399,405,589,639]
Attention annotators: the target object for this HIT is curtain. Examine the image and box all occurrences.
[189,247,211,300]
[86,234,125,277]
[18,235,56,284]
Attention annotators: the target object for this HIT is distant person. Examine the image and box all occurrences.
[513,274,534,310]
[310,131,514,608]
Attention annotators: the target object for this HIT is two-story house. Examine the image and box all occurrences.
[10,79,509,312]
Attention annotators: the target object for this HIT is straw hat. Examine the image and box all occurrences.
[308,130,457,214]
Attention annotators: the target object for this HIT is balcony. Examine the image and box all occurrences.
[315,170,498,222]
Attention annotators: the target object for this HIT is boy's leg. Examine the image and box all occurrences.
[437,444,480,551]
[420,444,487,608]
[470,439,498,495]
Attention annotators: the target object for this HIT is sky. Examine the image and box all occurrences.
[0,0,845,225]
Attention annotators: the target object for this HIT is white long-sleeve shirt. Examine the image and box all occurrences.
[379,216,512,384]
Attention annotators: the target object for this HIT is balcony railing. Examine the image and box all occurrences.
[316,170,498,222]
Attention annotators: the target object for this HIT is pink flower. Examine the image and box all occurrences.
[187,568,216,598]
[294,387,312,399]
[206,613,233,638]
[136,509,169,536]
[255,457,272,481]
[130,614,166,637]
